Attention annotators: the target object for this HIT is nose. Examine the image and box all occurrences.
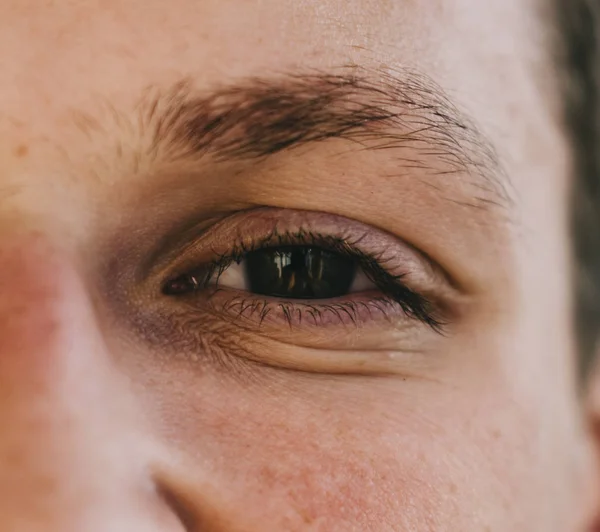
[0,232,186,531]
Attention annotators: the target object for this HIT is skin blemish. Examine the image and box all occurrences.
[14,144,29,159]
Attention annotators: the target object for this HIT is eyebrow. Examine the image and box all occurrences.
[112,67,510,208]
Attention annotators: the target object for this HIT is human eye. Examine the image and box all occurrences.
[159,208,448,333]
[127,207,460,374]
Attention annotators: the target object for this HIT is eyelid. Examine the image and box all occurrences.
[157,207,447,290]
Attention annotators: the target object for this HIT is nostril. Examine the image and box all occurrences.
[156,480,198,531]
[153,468,233,532]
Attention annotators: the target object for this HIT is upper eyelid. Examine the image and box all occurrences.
[153,207,442,287]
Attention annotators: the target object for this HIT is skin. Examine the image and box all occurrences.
[0,0,599,530]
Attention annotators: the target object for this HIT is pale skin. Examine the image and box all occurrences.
[0,0,599,530]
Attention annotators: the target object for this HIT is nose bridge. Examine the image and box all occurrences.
[0,231,176,531]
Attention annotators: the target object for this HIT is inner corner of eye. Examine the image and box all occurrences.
[161,272,195,295]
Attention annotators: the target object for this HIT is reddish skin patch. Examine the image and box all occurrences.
[0,233,74,375]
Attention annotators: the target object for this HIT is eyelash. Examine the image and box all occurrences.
[162,228,443,331]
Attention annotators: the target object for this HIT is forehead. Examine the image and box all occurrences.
[0,0,547,119]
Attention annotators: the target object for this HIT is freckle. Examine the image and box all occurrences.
[14,144,29,158]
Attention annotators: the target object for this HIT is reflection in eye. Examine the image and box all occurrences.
[217,246,375,299]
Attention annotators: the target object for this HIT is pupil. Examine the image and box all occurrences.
[244,246,357,299]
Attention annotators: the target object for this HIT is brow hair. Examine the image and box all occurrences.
[133,67,509,209]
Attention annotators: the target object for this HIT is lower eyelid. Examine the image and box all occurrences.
[141,306,431,376]
[233,338,427,375]
[201,287,420,330]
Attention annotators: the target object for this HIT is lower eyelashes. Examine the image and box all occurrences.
[204,288,407,329]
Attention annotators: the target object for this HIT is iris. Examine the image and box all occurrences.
[244,246,357,299]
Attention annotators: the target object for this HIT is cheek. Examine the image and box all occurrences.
[127,358,512,531]
[115,321,566,532]
[171,386,447,530]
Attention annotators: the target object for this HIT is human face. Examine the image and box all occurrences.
[0,0,596,530]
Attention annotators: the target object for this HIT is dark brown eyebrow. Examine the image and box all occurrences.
[129,67,509,208]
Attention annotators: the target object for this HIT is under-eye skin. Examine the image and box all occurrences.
[158,208,452,332]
